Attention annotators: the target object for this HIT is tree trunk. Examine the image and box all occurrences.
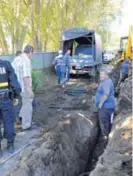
[34,0,42,51]
[44,0,51,51]
[0,22,8,53]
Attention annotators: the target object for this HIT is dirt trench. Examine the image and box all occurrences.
[10,65,132,176]
[10,75,101,176]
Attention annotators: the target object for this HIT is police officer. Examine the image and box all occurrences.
[94,70,116,143]
[53,50,66,88]
[0,59,21,154]
[64,49,71,82]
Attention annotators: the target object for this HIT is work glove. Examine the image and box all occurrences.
[13,99,19,106]
[27,87,34,98]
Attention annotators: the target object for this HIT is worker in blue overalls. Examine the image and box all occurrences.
[119,58,130,84]
[0,59,21,155]
[64,49,71,82]
[53,50,66,88]
[94,69,116,143]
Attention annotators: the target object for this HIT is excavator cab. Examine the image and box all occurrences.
[117,27,133,62]
[118,36,128,61]
[120,36,128,52]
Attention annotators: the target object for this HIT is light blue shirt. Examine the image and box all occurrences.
[95,78,116,109]
[64,53,71,68]
[52,55,65,73]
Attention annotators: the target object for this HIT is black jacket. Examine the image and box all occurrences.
[0,60,21,98]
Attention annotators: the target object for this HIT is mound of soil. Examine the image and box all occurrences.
[118,77,132,112]
[10,79,99,176]
[11,112,98,176]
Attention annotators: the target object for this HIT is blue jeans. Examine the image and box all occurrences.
[0,99,15,142]
[56,67,65,85]
[99,108,114,136]
[66,67,70,81]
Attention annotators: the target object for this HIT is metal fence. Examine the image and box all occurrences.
[0,51,57,70]
[0,52,58,89]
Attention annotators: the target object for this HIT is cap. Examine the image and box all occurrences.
[58,50,63,54]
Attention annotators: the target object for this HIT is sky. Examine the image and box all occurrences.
[110,0,133,36]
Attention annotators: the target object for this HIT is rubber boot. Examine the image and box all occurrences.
[7,141,14,154]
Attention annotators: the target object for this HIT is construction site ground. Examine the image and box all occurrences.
[0,64,132,176]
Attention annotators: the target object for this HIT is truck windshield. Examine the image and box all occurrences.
[75,45,93,55]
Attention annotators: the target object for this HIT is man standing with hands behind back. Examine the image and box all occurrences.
[94,69,116,144]
[13,45,34,130]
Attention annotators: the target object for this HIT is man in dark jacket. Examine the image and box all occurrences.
[0,59,21,155]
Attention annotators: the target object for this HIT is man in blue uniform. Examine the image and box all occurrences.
[64,49,71,82]
[0,59,21,154]
[120,58,130,82]
[95,70,116,141]
[53,50,66,88]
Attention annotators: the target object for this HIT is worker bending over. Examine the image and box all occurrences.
[53,50,66,88]
[95,70,116,142]
[0,59,21,154]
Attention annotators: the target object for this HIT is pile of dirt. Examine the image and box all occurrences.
[118,77,132,112]
[89,77,132,176]
[10,79,99,176]
[10,113,98,176]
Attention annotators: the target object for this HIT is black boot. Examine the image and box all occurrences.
[7,141,14,154]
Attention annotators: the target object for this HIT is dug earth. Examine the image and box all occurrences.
[10,78,99,176]
[10,69,132,176]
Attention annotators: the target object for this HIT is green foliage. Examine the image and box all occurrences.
[0,0,123,53]
[32,70,44,90]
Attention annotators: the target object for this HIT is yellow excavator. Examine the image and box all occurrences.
[115,26,132,97]
[118,25,133,62]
